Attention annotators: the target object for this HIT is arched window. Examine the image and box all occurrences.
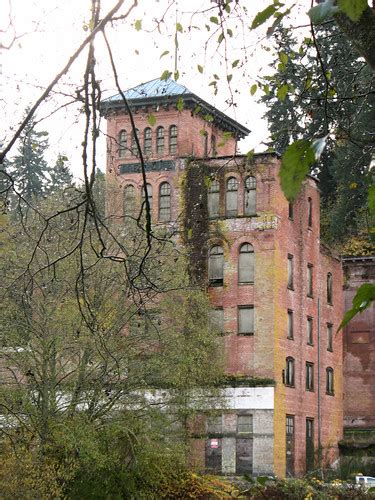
[118,130,127,158]
[208,245,224,286]
[131,128,139,156]
[244,176,256,216]
[327,272,333,304]
[285,357,295,387]
[144,128,152,156]
[159,182,171,221]
[308,197,312,227]
[141,183,153,214]
[238,243,254,284]
[208,178,220,218]
[169,125,177,154]
[156,126,164,155]
[326,367,334,395]
[123,184,135,217]
[226,177,238,216]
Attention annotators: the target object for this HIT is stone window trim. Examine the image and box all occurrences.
[306,362,314,392]
[326,367,334,396]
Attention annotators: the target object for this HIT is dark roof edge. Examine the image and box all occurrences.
[100,92,250,138]
[342,255,375,262]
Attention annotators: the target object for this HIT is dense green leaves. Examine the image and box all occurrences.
[280,140,315,201]
[251,4,278,30]
[147,114,156,126]
[339,283,375,330]
[337,0,368,21]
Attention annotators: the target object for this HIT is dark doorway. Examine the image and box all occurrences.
[236,438,253,474]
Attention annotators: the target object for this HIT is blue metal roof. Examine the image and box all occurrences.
[106,78,190,102]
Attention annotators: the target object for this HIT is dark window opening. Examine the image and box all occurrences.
[208,245,224,286]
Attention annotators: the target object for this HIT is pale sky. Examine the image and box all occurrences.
[1,0,308,180]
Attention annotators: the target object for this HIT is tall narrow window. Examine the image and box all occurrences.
[141,183,153,214]
[306,419,314,473]
[307,317,313,345]
[118,130,127,158]
[238,243,254,284]
[169,125,177,154]
[123,184,135,217]
[208,179,220,218]
[244,176,256,216]
[238,306,254,336]
[327,323,333,352]
[287,310,294,340]
[156,126,164,155]
[327,272,333,304]
[131,128,139,156]
[288,202,294,220]
[307,264,313,297]
[226,177,238,216]
[326,368,334,395]
[208,245,224,286]
[287,254,294,290]
[285,357,295,387]
[144,127,152,155]
[286,415,295,476]
[308,197,312,227]
[306,362,314,391]
[159,182,171,221]
[209,308,224,335]
[211,135,217,157]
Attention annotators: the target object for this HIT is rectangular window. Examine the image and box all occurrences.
[306,362,314,391]
[287,254,294,290]
[286,415,295,476]
[306,418,314,472]
[238,306,254,336]
[327,323,333,351]
[326,368,334,395]
[307,264,313,297]
[288,202,294,220]
[209,308,224,335]
[307,316,313,345]
[237,414,253,434]
[308,197,312,227]
[287,310,294,340]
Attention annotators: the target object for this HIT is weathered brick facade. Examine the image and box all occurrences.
[103,78,344,477]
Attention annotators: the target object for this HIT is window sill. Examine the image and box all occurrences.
[307,294,314,299]
[287,286,294,291]
[237,332,254,337]
[307,342,314,347]
[327,302,333,306]
[287,336,294,341]
[285,384,295,388]
[326,392,334,397]
[238,281,254,286]
[306,388,315,392]
[209,281,224,287]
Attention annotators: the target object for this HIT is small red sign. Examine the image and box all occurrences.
[210,438,219,449]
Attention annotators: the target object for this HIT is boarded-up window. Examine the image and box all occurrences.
[209,308,224,334]
[285,357,295,387]
[238,306,254,335]
[123,184,135,217]
[307,264,313,297]
[226,177,238,216]
[287,310,294,339]
[327,323,333,351]
[141,183,153,214]
[156,126,164,154]
[237,415,253,433]
[238,243,254,283]
[118,130,127,158]
[244,176,256,216]
[288,254,294,289]
[131,128,139,156]
[144,127,152,155]
[208,246,224,286]
[327,272,333,304]
[169,125,177,154]
[159,182,171,221]
[307,317,313,345]
[208,179,220,218]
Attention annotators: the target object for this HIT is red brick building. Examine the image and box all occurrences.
[102,78,344,477]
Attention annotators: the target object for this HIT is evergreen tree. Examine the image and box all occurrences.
[261,23,375,244]
[10,117,50,201]
[49,154,74,192]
